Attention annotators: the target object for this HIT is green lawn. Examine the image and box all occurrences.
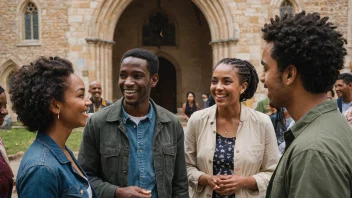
[0,128,83,155]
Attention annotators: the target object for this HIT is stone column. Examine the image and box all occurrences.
[85,38,115,101]
[209,38,238,66]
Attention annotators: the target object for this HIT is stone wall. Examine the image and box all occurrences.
[0,0,351,115]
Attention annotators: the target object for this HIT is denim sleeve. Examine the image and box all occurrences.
[172,120,190,198]
[78,117,117,198]
[17,165,59,198]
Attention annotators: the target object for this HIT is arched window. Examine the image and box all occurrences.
[142,12,176,46]
[7,72,14,91]
[24,2,39,40]
[280,0,294,18]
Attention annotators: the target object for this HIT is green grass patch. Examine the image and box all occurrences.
[0,128,83,155]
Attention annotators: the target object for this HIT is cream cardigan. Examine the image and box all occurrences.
[185,104,280,198]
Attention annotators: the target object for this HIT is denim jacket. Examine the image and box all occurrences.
[16,132,97,198]
[78,98,189,198]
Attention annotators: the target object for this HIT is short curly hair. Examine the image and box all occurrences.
[213,58,259,102]
[10,57,74,132]
[121,48,159,76]
[262,11,347,93]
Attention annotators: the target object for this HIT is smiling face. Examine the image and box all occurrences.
[260,42,289,108]
[335,80,350,99]
[88,81,102,101]
[56,74,91,129]
[0,92,8,125]
[210,63,247,108]
[119,57,158,107]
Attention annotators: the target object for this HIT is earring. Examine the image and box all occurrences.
[57,110,60,120]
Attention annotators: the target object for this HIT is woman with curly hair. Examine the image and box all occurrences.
[185,58,280,198]
[10,57,95,197]
[0,86,14,198]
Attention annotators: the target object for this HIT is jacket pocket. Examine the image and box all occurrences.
[162,145,176,175]
[245,144,264,163]
[63,184,86,197]
[100,146,120,176]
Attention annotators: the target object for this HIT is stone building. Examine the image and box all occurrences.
[1,0,351,119]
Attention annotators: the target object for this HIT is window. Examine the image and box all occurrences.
[7,72,14,91]
[280,1,294,18]
[24,2,39,40]
[142,12,176,46]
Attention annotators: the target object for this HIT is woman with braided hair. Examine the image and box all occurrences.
[185,58,279,198]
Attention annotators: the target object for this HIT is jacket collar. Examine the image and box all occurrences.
[106,97,170,123]
[35,132,70,164]
[290,99,338,138]
[208,103,249,124]
[90,97,107,107]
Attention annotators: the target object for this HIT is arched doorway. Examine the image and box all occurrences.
[111,0,213,108]
[87,0,236,102]
[151,57,176,113]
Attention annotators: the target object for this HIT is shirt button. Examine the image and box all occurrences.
[140,149,142,152]
[208,159,212,163]
[133,125,136,128]
[236,150,239,153]
[123,170,128,175]
[213,131,216,134]
[80,190,84,195]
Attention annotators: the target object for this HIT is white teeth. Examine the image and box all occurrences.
[216,95,226,98]
[125,90,136,94]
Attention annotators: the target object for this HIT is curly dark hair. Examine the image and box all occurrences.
[213,58,259,102]
[262,11,347,93]
[10,57,74,132]
[121,48,159,76]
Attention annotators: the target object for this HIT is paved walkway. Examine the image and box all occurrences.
[10,157,20,198]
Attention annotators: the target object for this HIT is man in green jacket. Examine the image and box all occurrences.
[78,48,189,198]
[261,11,352,197]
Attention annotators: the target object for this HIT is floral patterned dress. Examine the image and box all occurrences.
[212,133,235,198]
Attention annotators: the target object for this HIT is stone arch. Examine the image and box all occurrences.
[89,0,234,42]
[86,0,234,100]
[16,0,42,45]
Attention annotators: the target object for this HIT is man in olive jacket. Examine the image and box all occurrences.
[78,48,189,198]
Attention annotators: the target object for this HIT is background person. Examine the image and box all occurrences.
[11,57,94,197]
[335,73,352,113]
[255,97,269,114]
[201,93,210,109]
[185,58,279,198]
[88,81,112,114]
[0,115,12,130]
[182,91,200,121]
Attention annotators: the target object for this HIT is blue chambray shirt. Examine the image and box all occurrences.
[122,103,157,198]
